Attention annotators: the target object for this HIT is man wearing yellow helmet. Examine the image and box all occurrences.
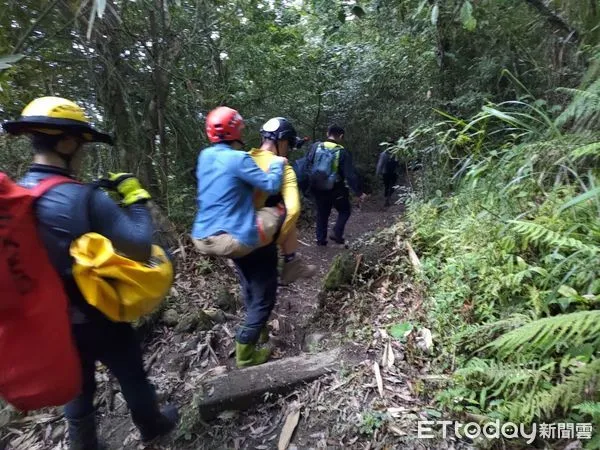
[2,97,178,449]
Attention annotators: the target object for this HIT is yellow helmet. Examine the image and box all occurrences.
[2,96,113,144]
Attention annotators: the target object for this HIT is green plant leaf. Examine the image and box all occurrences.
[559,186,600,212]
[459,1,477,31]
[389,322,413,340]
[0,54,25,70]
[431,4,439,25]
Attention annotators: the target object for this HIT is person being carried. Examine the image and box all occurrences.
[376,141,399,207]
[192,106,287,258]
[307,124,367,246]
[191,106,286,368]
[2,96,178,450]
[249,117,317,285]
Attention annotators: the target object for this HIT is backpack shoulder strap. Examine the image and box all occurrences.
[30,176,79,198]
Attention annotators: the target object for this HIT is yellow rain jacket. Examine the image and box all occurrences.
[248,148,300,243]
[70,233,173,322]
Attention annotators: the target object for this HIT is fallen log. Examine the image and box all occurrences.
[197,348,342,420]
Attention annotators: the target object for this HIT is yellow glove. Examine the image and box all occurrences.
[108,172,152,206]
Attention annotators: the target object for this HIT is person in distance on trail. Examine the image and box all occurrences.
[2,97,179,450]
[191,106,287,367]
[249,117,317,285]
[376,139,399,207]
[306,124,367,246]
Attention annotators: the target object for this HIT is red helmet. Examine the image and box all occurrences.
[205,106,245,143]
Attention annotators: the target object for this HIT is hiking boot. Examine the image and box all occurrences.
[258,327,270,345]
[280,256,317,285]
[384,197,391,207]
[67,413,106,450]
[329,233,345,245]
[236,341,271,368]
[134,405,180,444]
[316,240,327,246]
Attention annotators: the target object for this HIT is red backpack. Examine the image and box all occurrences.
[0,173,82,411]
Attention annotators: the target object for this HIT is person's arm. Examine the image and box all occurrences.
[88,189,153,261]
[279,165,301,238]
[339,149,363,196]
[236,153,284,194]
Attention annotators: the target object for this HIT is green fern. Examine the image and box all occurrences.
[484,311,600,358]
[556,79,600,132]
[531,358,600,420]
[510,220,597,254]
[574,402,600,419]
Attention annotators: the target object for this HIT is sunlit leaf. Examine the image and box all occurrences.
[431,4,439,25]
[460,1,476,31]
[0,54,25,70]
[96,0,106,19]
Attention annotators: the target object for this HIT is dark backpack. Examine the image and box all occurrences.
[309,142,341,190]
[0,173,82,411]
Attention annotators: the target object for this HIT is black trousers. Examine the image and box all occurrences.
[383,173,397,198]
[64,319,159,427]
[233,243,279,344]
[313,186,351,243]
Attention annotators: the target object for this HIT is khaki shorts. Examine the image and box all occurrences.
[193,206,283,258]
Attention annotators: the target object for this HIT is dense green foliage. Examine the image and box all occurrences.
[406,61,600,444]
[2,0,597,221]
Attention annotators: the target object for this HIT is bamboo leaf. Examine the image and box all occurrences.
[559,186,600,212]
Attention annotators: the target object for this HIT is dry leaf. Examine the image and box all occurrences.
[406,242,421,271]
[278,405,301,450]
[269,318,280,332]
[417,327,434,353]
[388,423,407,436]
[373,361,384,397]
[381,341,395,369]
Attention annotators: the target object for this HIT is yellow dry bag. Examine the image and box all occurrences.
[70,233,173,322]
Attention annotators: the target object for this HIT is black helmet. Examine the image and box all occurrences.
[260,117,304,148]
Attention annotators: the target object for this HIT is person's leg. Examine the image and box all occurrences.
[279,227,317,285]
[314,191,333,245]
[64,325,101,450]
[331,189,351,242]
[234,244,279,367]
[383,174,393,206]
[98,321,178,443]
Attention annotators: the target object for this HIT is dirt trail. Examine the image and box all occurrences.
[1,195,408,450]
[273,197,404,358]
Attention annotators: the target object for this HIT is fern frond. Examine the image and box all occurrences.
[570,141,600,160]
[574,402,600,419]
[455,358,554,401]
[533,359,600,419]
[484,311,600,358]
[510,220,597,254]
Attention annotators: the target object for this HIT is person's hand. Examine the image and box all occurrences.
[275,156,288,165]
[107,172,151,206]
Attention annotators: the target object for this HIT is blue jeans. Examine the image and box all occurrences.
[233,243,278,344]
[64,319,159,426]
[313,186,351,243]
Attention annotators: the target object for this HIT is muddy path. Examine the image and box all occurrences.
[272,197,405,359]
[2,194,413,450]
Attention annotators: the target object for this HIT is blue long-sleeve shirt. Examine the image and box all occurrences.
[191,143,284,247]
[19,164,154,324]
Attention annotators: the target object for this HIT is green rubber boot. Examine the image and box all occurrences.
[258,327,269,345]
[236,341,271,368]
